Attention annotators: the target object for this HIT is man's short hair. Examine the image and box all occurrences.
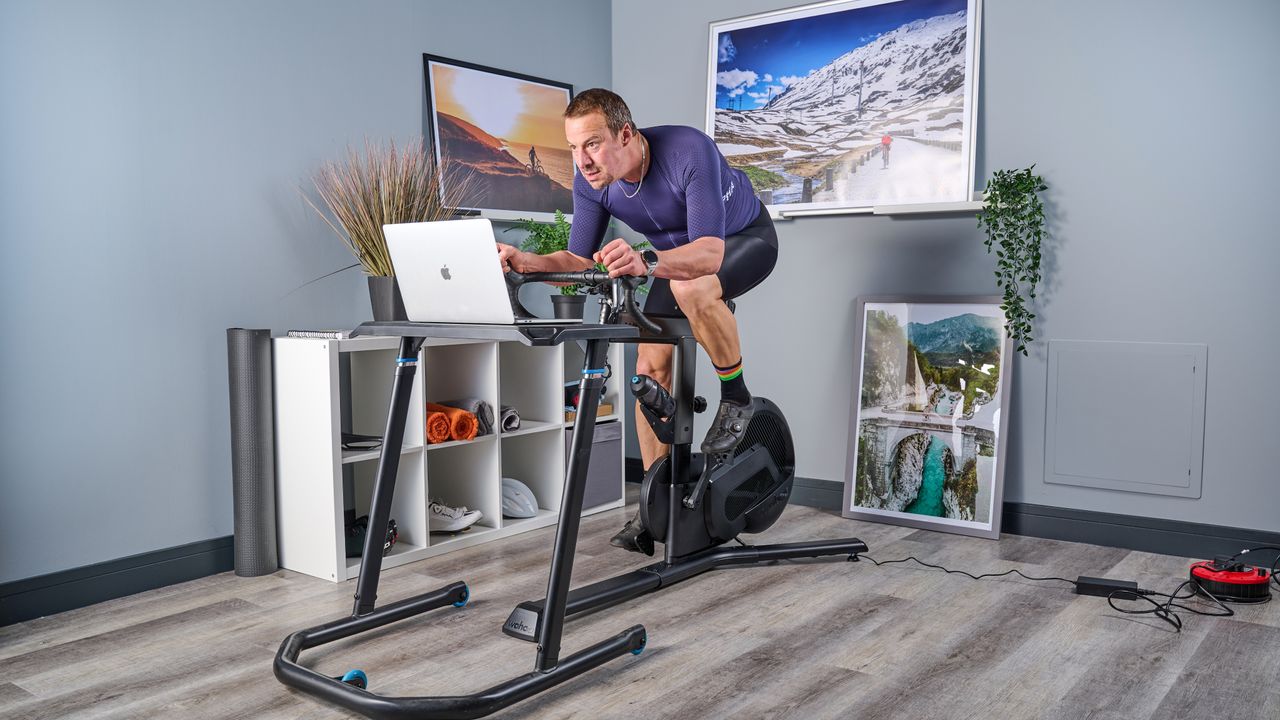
[564,88,635,137]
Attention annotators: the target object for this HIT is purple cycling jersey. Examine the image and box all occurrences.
[567,125,759,257]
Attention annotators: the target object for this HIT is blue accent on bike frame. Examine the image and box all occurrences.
[397,357,417,364]
[454,586,470,608]
[583,368,606,376]
[341,669,368,685]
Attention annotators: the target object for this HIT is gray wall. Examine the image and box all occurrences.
[2,0,1275,587]
[613,0,1279,533]
[0,0,611,583]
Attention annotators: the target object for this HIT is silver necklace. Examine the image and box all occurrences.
[620,136,646,199]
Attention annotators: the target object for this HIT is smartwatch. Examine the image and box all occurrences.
[641,249,660,277]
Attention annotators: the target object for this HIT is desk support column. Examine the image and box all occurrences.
[536,337,609,672]
[353,336,425,617]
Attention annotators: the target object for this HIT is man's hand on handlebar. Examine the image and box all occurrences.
[495,243,527,273]
[503,264,663,334]
[593,238,646,278]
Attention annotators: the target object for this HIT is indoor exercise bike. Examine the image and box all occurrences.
[273,270,867,720]
[501,271,868,643]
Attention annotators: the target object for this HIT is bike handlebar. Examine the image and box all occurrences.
[504,270,663,336]
[504,269,610,286]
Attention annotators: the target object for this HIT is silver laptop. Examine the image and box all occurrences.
[383,218,581,325]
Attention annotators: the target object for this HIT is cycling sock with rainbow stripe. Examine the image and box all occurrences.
[714,358,750,406]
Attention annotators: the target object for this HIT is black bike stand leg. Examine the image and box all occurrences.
[353,336,424,617]
[536,337,610,672]
[665,336,697,561]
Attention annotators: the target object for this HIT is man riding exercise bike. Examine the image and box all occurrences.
[497,88,779,556]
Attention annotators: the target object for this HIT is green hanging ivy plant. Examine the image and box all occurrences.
[976,166,1047,355]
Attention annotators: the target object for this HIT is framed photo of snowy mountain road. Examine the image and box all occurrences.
[842,297,1012,539]
[707,0,981,214]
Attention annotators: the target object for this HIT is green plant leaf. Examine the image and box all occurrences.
[980,165,1046,351]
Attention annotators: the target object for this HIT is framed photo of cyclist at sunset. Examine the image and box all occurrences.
[842,296,1013,539]
[423,55,575,222]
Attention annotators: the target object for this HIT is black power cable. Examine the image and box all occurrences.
[1104,545,1280,632]
[1106,580,1235,632]
[848,553,1076,587]
[1229,546,1280,593]
[840,545,1278,634]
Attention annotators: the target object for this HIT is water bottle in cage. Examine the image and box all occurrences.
[631,374,675,419]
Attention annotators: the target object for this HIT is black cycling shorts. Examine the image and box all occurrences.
[642,202,778,317]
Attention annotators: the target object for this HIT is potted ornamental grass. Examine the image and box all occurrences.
[305,137,468,321]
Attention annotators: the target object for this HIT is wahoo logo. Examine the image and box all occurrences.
[502,606,541,642]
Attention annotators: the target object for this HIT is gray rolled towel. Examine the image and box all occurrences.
[500,405,521,432]
[441,398,494,436]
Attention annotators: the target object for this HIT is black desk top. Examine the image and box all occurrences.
[351,321,639,346]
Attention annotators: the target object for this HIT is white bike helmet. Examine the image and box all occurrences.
[501,477,539,518]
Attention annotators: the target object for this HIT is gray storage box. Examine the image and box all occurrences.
[565,421,623,511]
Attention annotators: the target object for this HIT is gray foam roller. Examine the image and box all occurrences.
[226,328,278,576]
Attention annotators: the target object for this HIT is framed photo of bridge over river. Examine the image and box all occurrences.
[842,296,1012,539]
[706,0,981,213]
[423,54,575,222]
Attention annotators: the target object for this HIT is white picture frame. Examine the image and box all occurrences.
[707,0,982,214]
[842,295,1012,539]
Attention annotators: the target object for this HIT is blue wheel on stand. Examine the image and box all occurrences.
[339,669,368,690]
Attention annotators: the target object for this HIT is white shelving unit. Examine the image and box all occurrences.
[273,335,626,582]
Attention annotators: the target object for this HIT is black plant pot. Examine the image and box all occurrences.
[550,294,586,320]
[367,276,408,322]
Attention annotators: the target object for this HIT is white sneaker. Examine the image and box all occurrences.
[429,499,483,532]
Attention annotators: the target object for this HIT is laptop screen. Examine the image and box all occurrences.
[383,219,579,325]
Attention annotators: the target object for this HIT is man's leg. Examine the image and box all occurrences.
[669,275,754,455]
[634,343,674,471]
[609,343,673,556]
[670,275,739,367]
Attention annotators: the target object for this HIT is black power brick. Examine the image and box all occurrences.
[1075,576,1140,601]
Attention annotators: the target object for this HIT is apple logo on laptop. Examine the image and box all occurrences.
[440,265,451,280]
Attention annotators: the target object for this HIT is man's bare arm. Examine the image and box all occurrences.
[496,245,595,274]
[594,236,725,280]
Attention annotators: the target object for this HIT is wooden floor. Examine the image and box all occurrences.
[2,492,1277,719]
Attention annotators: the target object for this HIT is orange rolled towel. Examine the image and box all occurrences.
[427,402,478,441]
[425,408,451,444]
